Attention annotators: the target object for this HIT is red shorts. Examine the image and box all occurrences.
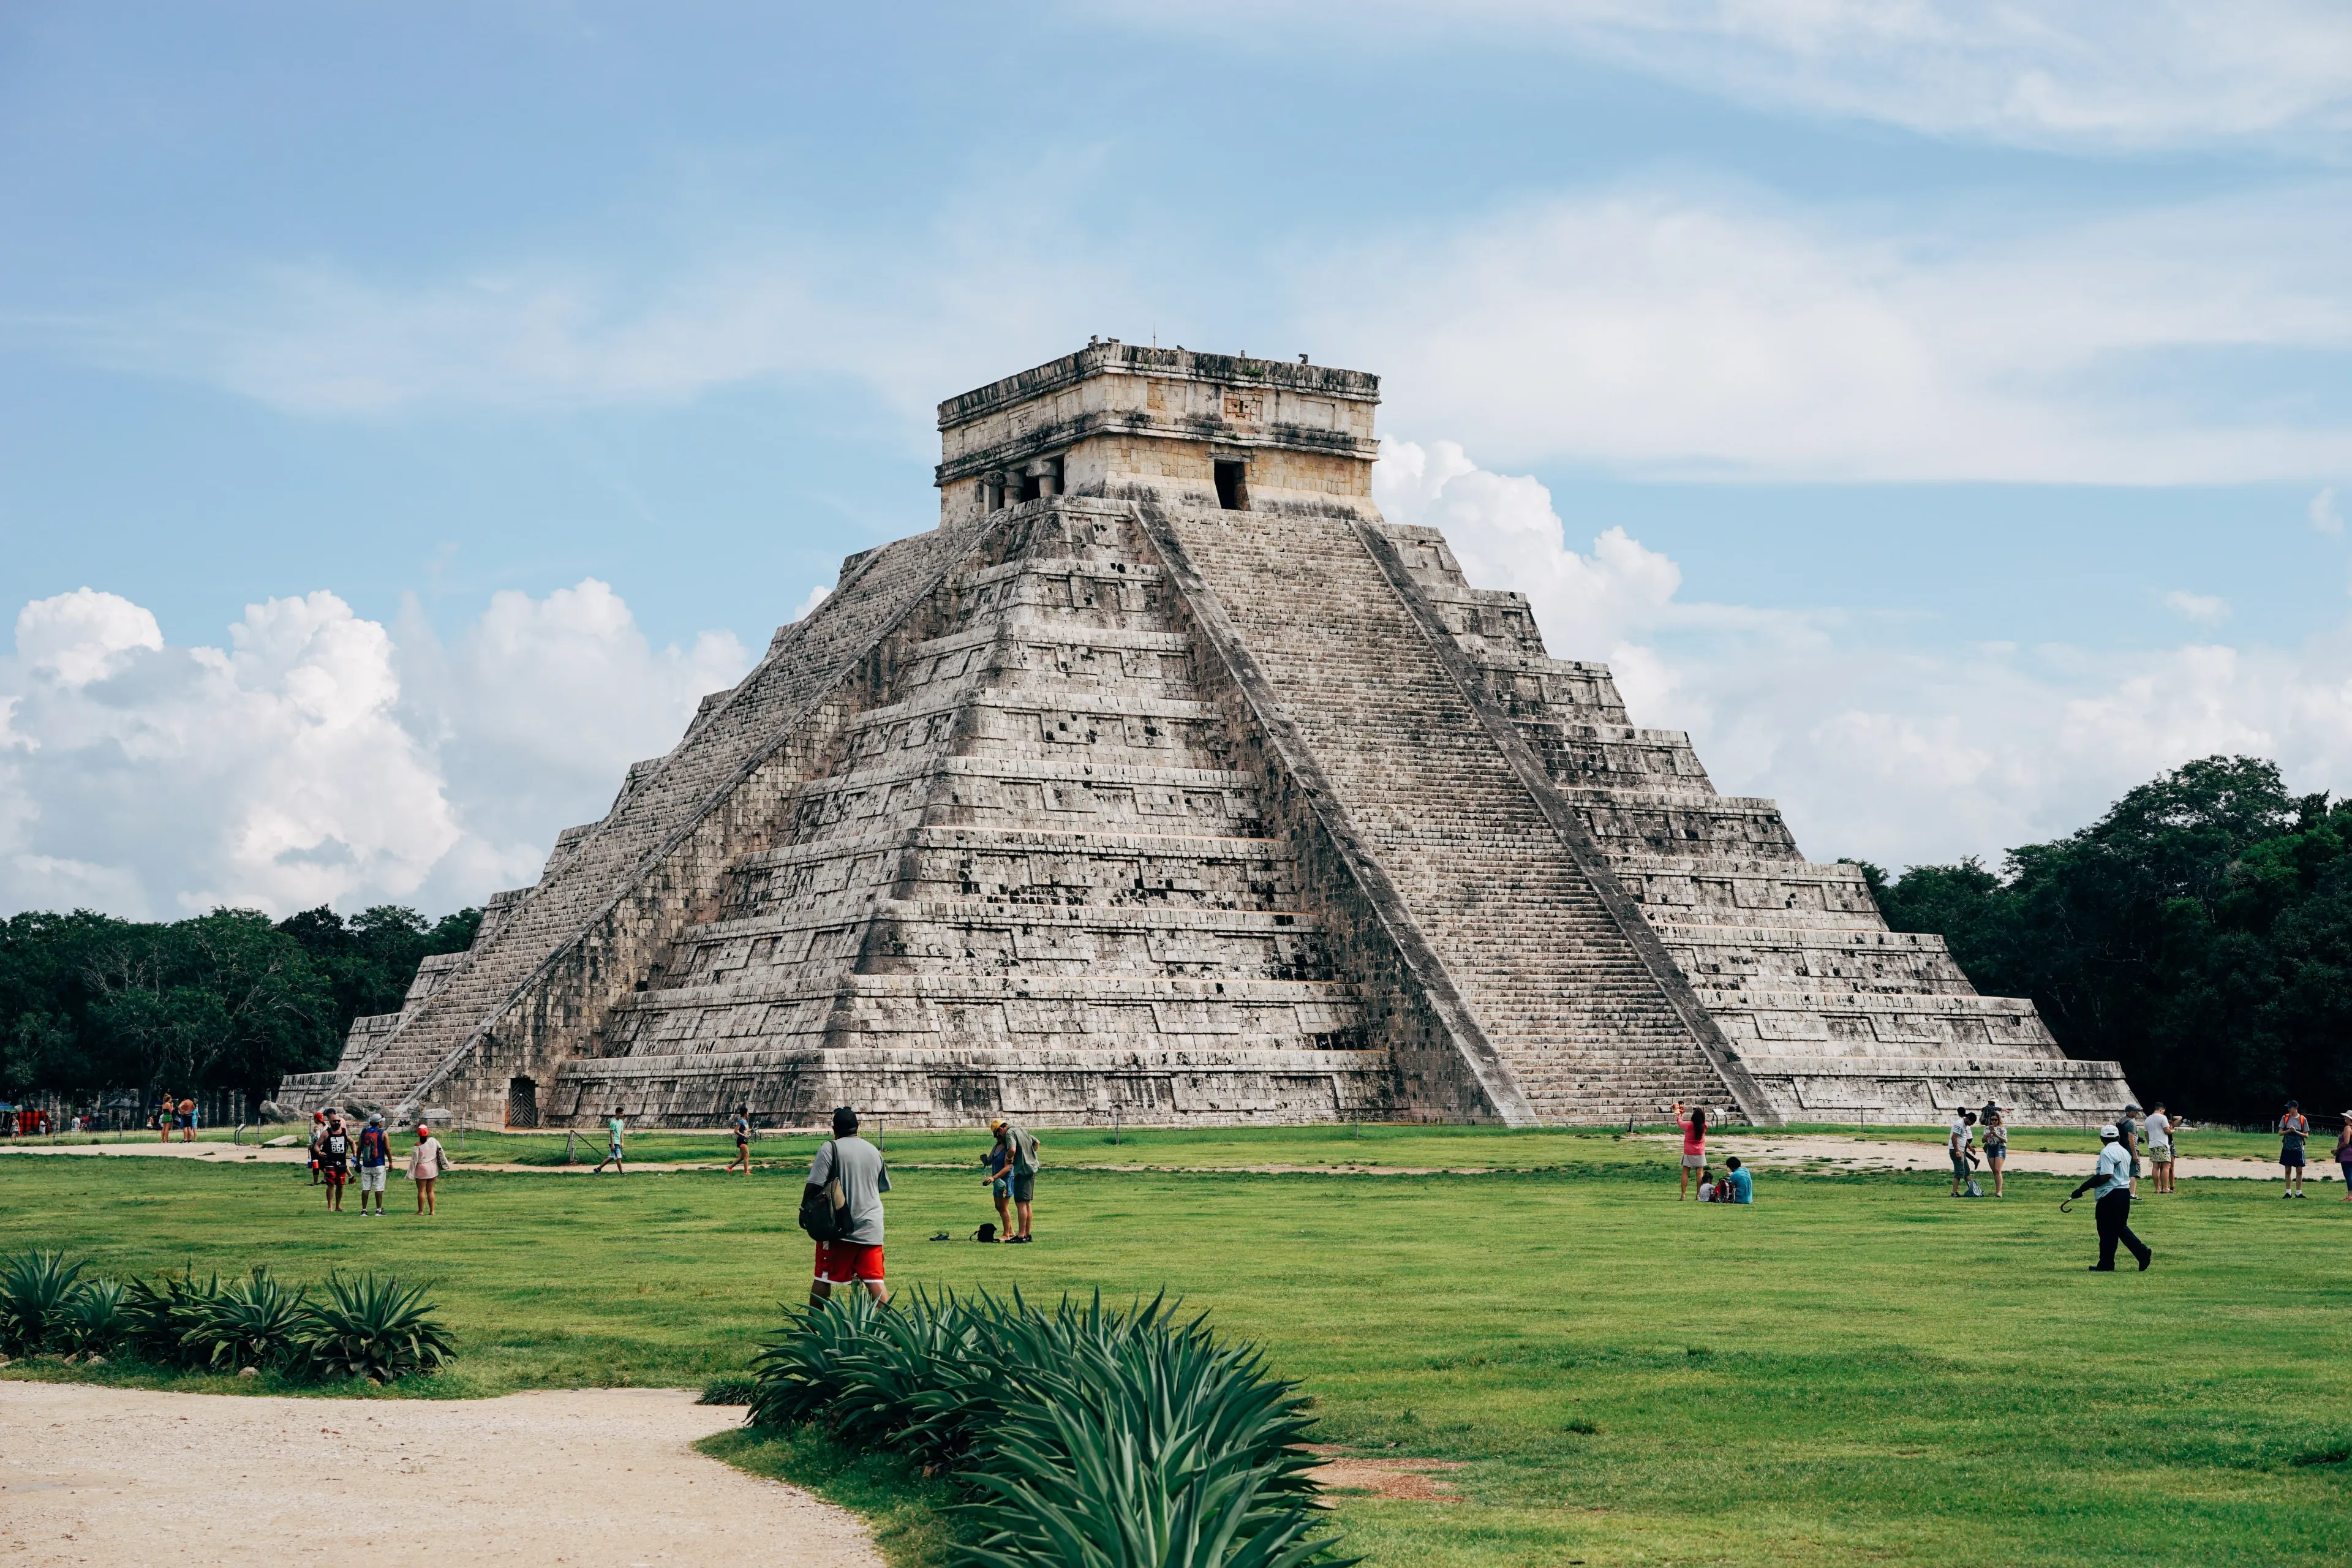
[814,1240,883,1284]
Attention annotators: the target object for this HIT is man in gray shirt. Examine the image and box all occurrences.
[807,1106,889,1306]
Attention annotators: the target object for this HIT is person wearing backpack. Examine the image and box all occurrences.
[804,1106,889,1306]
[355,1114,393,1216]
[992,1118,1042,1242]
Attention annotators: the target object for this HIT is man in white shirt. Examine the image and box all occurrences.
[1947,1110,1978,1197]
[2145,1102,2176,1195]
[2067,1123,2151,1272]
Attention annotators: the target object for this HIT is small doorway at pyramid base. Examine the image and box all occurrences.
[506,1076,538,1129]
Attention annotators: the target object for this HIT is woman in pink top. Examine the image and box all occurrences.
[1674,1101,1708,1200]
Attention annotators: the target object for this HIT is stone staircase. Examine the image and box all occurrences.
[1155,505,1734,1124]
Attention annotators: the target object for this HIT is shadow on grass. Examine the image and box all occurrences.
[696,1423,973,1568]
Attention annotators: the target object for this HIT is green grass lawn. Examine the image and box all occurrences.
[3,1133,2347,1567]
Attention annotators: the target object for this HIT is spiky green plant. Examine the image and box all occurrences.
[0,1249,86,1354]
[119,1270,226,1366]
[187,1268,309,1372]
[53,1278,127,1356]
[300,1272,454,1382]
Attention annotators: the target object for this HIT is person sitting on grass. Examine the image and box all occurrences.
[1722,1156,1753,1204]
[1697,1166,1718,1202]
[593,1107,626,1175]
[409,1123,448,1215]
[981,1125,1014,1240]
[1673,1101,1707,1200]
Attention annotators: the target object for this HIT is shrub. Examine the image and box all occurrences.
[188,1268,309,1373]
[698,1373,759,1406]
[300,1272,455,1382]
[0,1250,87,1354]
[747,1291,1347,1568]
[119,1272,217,1366]
[53,1280,127,1356]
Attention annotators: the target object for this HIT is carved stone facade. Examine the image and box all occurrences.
[277,343,2134,1128]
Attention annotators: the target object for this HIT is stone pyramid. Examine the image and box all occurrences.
[281,344,2134,1128]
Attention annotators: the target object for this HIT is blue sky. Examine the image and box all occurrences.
[5,2,2352,919]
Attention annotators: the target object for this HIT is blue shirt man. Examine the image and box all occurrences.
[1722,1159,1754,1204]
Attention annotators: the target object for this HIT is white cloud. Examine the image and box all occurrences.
[2162,590,2231,624]
[1374,440,2352,869]
[2315,486,2345,535]
[0,581,750,921]
[788,584,832,622]
[1154,1,2352,150]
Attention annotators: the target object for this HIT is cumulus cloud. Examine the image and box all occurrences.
[1373,440,2352,870]
[2162,590,2231,624]
[1148,1,2352,150]
[0,582,750,921]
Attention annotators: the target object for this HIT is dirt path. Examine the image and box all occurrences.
[0,1383,876,1568]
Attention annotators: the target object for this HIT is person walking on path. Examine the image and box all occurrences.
[728,1108,753,1175]
[993,1118,1042,1242]
[2146,1102,2177,1195]
[807,1106,889,1306]
[981,1126,1014,1240]
[1981,1103,2011,1197]
[355,1114,392,1217]
[2280,1101,2311,1197]
[2068,1123,2152,1272]
[409,1123,448,1214]
[1673,1102,1708,1200]
[593,1108,627,1175]
[1948,1109,1980,1197]
[320,1114,352,1213]
[2333,1112,2352,1202]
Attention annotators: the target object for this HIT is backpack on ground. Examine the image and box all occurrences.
[973,1223,997,1243]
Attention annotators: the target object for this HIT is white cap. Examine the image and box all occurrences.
[2098,1123,2120,1139]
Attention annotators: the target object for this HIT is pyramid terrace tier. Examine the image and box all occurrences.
[1737,1054,2135,1125]
[659,900,1337,986]
[601,972,1368,1055]
[772,754,1268,845]
[1705,989,2059,1056]
[1653,922,1980,997]
[1510,722,1716,793]
[941,554,1175,634]
[891,621,1202,702]
[1613,855,1889,928]
[548,1044,1399,1128]
[722,826,1311,916]
[1562,788,1803,861]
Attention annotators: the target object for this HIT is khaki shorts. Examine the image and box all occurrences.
[358,1166,386,1193]
[1681,1153,1705,1169]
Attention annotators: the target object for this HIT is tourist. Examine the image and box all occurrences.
[1981,1102,2010,1198]
[593,1107,626,1175]
[156,1094,173,1143]
[807,1106,889,1306]
[2117,1104,2142,1192]
[320,1114,352,1213]
[1672,1101,1708,1200]
[179,1096,195,1142]
[2067,1123,2150,1271]
[995,1117,1042,1242]
[409,1123,448,1214]
[1722,1156,1754,1204]
[2280,1100,2310,1198]
[2146,1101,2176,1195]
[355,1113,391,1216]
[981,1125,1014,1240]
[307,1110,327,1185]
[2334,1113,2352,1202]
[1697,1166,1718,1202]
[1948,1109,1978,1197]
[728,1107,753,1175]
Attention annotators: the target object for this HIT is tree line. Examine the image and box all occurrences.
[0,904,478,1106]
[1860,754,2352,1123]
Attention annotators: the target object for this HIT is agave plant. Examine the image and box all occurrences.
[52,1278,127,1356]
[0,1250,86,1354]
[187,1268,308,1373]
[119,1271,225,1367]
[300,1272,455,1382]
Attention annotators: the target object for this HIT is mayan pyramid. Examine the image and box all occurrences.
[279,344,2135,1128]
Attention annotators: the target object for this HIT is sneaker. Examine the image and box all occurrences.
[2138,1254,2152,1271]
[2087,1264,2114,1272]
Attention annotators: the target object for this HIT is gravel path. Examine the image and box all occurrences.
[0,1382,877,1568]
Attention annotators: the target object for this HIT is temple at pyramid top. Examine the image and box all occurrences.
[936,342,1384,524]
[276,341,2135,1133]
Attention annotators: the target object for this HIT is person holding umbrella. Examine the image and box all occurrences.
[2067,1123,2150,1272]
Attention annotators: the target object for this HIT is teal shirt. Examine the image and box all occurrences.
[1725,1167,1753,1204]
